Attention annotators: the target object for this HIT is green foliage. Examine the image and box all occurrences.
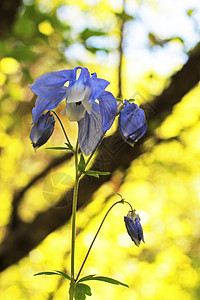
[78,154,86,173]
[80,28,108,40]
[34,270,71,280]
[115,12,135,22]
[78,274,129,288]
[74,283,92,300]
[65,143,74,151]
[46,147,71,150]
[74,275,128,300]
[83,170,110,178]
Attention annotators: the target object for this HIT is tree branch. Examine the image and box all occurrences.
[0,0,21,38]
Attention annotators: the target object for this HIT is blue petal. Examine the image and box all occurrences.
[76,67,90,84]
[88,75,110,104]
[124,216,140,246]
[135,217,145,243]
[127,123,147,143]
[98,91,117,132]
[78,103,103,156]
[119,101,147,145]
[32,95,65,123]
[29,69,76,100]
[30,111,55,148]
[73,68,109,104]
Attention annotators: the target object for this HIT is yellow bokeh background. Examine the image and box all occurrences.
[0,0,200,299]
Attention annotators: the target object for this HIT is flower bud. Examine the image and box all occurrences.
[124,210,145,246]
[30,111,55,148]
[119,100,147,145]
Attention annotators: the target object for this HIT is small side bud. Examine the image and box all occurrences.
[30,111,55,149]
[124,210,145,246]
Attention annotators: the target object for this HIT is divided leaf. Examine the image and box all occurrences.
[89,276,129,288]
[74,283,92,300]
[65,143,74,151]
[78,154,86,173]
[84,170,110,178]
[46,147,70,150]
[34,270,70,281]
[78,275,129,288]
[54,270,71,280]
[78,275,96,283]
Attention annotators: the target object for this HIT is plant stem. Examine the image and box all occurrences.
[52,110,72,146]
[75,199,132,282]
[69,141,79,300]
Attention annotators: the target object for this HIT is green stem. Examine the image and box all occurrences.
[69,141,79,300]
[52,110,72,146]
[75,199,132,282]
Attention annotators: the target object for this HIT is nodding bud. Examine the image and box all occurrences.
[124,210,145,246]
[119,100,147,145]
[29,111,55,149]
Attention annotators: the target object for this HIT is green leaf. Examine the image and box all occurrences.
[34,270,70,281]
[84,171,99,178]
[84,170,110,178]
[115,12,135,22]
[78,275,129,288]
[46,147,70,151]
[74,283,92,300]
[65,143,74,151]
[54,270,71,280]
[84,44,110,54]
[34,271,62,277]
[78,154,86,173]
[78,275,96,283]
[90,276,129,287]
[80,28,107,40]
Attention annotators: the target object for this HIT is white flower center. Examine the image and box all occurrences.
[63,83,93,122]
[67,83,91,104]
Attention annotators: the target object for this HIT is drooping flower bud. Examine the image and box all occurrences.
[30,111,55,149]
[124,210,145,246]
[119,100,147,145]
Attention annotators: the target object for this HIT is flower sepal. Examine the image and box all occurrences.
[30,111,55,149]
[124,209,145,246]
[119,100,147,145]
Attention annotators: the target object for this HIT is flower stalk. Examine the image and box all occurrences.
[75,198,133,282]
[52,110,72,147]
[69,141,79,300]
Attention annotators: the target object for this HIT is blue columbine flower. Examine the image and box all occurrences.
[29,67,117,155]
[30,111,55,149]
[124,210,145,246]
[119,100,147,145]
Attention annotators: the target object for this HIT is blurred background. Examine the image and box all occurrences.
[0,0,200,299]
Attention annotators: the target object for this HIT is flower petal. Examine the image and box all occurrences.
[30,111,55,148]
[63,102,86,122]
[119,101,147,145]
[89,75,110,104]
[124,216,140,246]
[67,84,91,107]
[135,217,145,243]
[29,69,76,100]
[78,103,103,156]
[32,95,65,123]
[76,67,90,84]
[98,91,117,132]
